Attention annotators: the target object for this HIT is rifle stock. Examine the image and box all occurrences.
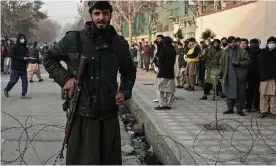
[77,55,87,82]
[59,55,87,159]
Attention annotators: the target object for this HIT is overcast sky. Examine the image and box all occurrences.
[41,0,79,26]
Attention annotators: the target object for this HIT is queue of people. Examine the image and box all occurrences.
[145,34,276,118]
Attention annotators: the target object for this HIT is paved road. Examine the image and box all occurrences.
[1,66,143,165]
[131,80,276,165]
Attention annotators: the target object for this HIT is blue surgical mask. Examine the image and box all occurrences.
[267,43,276,50]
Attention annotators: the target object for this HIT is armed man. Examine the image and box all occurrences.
[43,1,136,165]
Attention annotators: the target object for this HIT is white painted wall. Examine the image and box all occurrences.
[195,1,276,47]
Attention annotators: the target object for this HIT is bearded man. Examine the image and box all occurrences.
[43,1,136,164]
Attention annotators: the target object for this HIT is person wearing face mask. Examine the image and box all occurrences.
[200,39,224,100]
[3,33,31,99]
[43,0,136,164]
[245,38,261,112]
[41,42,49,56]
[258,36,276,118]
[221,37,228,50]
[217,36,250,116]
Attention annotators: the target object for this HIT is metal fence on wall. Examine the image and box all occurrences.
[122,1,187,38]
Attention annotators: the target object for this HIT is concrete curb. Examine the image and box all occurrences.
[127,92,190,165]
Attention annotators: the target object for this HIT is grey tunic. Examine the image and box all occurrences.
[224,48,246,100]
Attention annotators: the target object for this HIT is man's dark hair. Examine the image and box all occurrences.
[241,38,249,44]
[189,37,196,42]
[235,37,241,42]
[177,42,183,46]
[221,37,227,41]
[267,36,276,43]
[199,40,205,45]
[88,1,113,14]
[16,33,27,46]
[213,39,221,45]
[157,35,164,38]
[250,38,259,45]
[227,36,235,43]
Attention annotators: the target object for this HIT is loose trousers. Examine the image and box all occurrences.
[226,98,245,111]
[156,90,174,107]
[176,71,185,86]
[5,70,28,95]
[66,115,122,165]
[246,80,260,110]
[260,95,276,115]
[143,54,150,71]
[28,63,42,80]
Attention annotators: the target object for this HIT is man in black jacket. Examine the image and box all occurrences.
[258,36,276,118]
[3,33,31,99]
[246,39,261,112]
[28,41,43,82]
[43,1,136,164]
[154,36,176,110]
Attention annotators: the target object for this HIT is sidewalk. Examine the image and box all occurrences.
[127,81,276,165]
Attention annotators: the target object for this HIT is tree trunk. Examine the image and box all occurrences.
[148,13,152,42]
[128,20,132,43]
[118,23,123,36]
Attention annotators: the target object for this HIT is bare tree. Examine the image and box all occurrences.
[1,1,47,40]
[111,10,124,35]
[77,3,90,22]
[112,0,158,42]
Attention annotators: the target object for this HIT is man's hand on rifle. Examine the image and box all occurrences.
[116,92,125,105]
[63,78,77,97]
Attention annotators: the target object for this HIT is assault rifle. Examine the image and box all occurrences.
[59,55,87,159]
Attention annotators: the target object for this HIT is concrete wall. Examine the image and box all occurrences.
[195,1,276,47]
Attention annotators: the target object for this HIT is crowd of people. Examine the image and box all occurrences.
[133,35,276,118]
[1,34,57,99]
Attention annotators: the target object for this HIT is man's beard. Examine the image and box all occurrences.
[94,20,110,29]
